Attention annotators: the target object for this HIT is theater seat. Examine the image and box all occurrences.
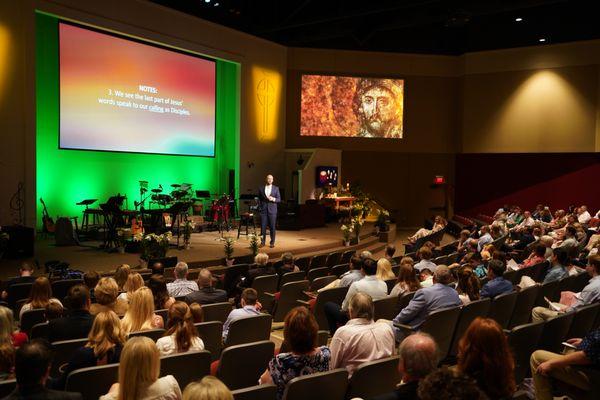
[345,356,401,399]
[282,368,348,400]
[160,350,211,388]
[65,363,119,400]
[224,313,272,348]
[202,302,233,323]
[232,384,277,400]
[216,340,275,390]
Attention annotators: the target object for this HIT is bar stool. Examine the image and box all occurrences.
[237,212,256,238]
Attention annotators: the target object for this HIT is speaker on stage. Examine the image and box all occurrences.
[1,225,34,258]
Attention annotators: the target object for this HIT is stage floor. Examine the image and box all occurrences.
[1,223,414,279]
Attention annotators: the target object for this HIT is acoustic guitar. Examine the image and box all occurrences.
[40,198,56,233]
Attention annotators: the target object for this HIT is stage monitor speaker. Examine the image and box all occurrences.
[54,217,78,246]
[228,169,235,198]
[1,225,34,258]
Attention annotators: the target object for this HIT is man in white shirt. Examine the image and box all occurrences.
[324,258,388,335]
[338,256,364,288]
[476,225,493,252]
[166,262,199,297]
[329,293,396,377]
[577,205,592,225]
[222,288,261,341]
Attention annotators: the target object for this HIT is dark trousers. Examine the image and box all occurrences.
[260,212,277,245]
[324,301,349,335]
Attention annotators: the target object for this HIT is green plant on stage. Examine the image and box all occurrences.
[183,219,195,246]
[134,231,172,260]
[340,224,353,242]
[224,236,235,260]
[352,216,364,239]
[375,209,390,231]
[248,233,260,256]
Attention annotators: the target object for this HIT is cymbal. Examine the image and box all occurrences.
[171,184,181,188]
[151,188,163,193]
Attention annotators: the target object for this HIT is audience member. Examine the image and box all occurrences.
[324,258,387,334]
[222,288,260,341]
[0,306,27,348]
[278,252,300,275]
[338,256,364,287]
[54,310,125,389]
[241,253,276,288]
[329,293,395,376]
[520,244,547,268]
[0,341,14,381]
[83,270,100,303]
[1,262,36,299]
[385,244,397,264]
[390,261,420,297]
[531,327,599,400]
[466,252,486,279]
[457,317,515,399]
[372,333,439,400]
[376,258,396,281]
[45,302,64,321]
[542,248,569,284]
[151,261,165,276]
[100,336,182,400]
[456,267,480,305]
[113,264,131,291]
[48,284,94,343]
[556,226,579,253]
[416,367,487,400]
[121,287,164,334]
[476,225,493,252]
[189,302,204,323]
[360,250,373,260]
[408,216,446,243]
[182,376,233,400]
[419,268,434,288]
[5,340,82,399]
[480,260,513,298]
[148,275,176,310]
[577,205,592,224]
[414,247,436,273]
[393,266,461,339]
[539,235,555,260]
[457,230,473,253]
[19,276,63,319]
[156,301,204,356]
[90,277,128,317]
[167,262,199,297]
[185,269,228,305]
[117,272,144,303]
[532,255,600,322]
[260,307,330,400]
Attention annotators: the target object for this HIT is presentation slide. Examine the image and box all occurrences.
[300,74,404,139]
[59,23,216,157]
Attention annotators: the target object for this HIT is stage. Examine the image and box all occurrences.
[0,223,412,279]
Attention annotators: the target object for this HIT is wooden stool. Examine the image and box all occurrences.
[237,212,255,239]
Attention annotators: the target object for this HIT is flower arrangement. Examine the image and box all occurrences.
[115,228,131,250]
[352,216,364,239]
[183,219,195,247]
[224,236,235,264]
[375,209,390,232]
[340,224,353,242]
[248,233,260,256]
[134,231,172,260]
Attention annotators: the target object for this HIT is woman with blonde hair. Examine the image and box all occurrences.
[183,376,232,400]
[156,301,204,356]
[376,258,395,281]
[100,336,182,400]
[90,277,129,316]
[121,287,164,334]
[55,310,126,389]
[0,306,27,348]
[408,215,447,243]
[19,276,62,318]
[117,272,144,303]
[189,303,204,323]
[114,264,131,291]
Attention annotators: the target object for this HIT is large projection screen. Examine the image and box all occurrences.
[300,74,404,139]
[59,22,216,157]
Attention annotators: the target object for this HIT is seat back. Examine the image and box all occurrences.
[326,252,342,269]
[128,328,166,342]
[51,338,90,378]
[566,303,600,339]
[160,350,211,388]
[51,279,83,302]
[396,291,416,315]
[385,279,396,294]
[65,363,119,399]
[232,384,277,400]
[6,282,33,309]
[30,321,49,339]
[223,264,250,295]
[487,291,518,329]
[282,368,348,400]
[310,254,329,270]
[373,296,399,321]
[507,321,545,384]
[346,356,401,399]
[224,314,272,348]
[312,286,349,330]
[0,379,16,398]
[330,264,350,278]
[273,281,309,322]
[508,285,540,328]
[524,261,549,282]
[217,340,275,390]
[538,311,575,353]
[449,298,491,357]
[202,302,233,323]
[252,274,279,304]
[20,308,47,335]
[571,271,591,293]
[340,250,354,264]
[295,256,312,271]
[420,306,462,361]
[279,271,306,289]
[307,267,329,283]
[534,279,562,306]
[310,276,337,292]
[280,330,329,353]
[155,309,168,325]
[195,321,223,361]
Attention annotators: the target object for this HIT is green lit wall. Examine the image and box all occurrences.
[35,13,240,226]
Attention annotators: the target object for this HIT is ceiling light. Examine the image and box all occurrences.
[539,38,546,42]
[515,17,523,22]
[204,0,210,3]
[214,2,220,6]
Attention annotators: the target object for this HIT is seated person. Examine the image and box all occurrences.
[476,225,493,252]
[417,366,487,400]
[393,266,461,339]
[329,293,395,377]
[480,260,513,298]
[121,287,164,334]
[466,252,487,279]
[542,248,569,284]
[166,262,199,297]
[117,272,144,303]
[113,264,131,292]
[456,267,480,305]
[531,327,600,400]
[532,255,600,322]
[419,268,434,288]
[520,244,547,269]
[241,252,276,288]
[83,270,100,303]
[0,341,15,381]
[222,288,261,341]
[390,260,421,297]
[413,247,437,273]
[384,244,397,265]
[182,376,232,400]
[90,277,128,317]
[338,256,364,288]
[189,302,204,323]
[457,229,474,253]
[148,275,176,310]
[1,262,36,300]
[372,333,439,400]
[376,258,396,281]
[0,305,27,348]
[5,340,82,399]
[277,252,300,275]
[156,302,204,356]
[19,277,63,319]
[185,269,228,305]
[408,215,446,243]
[48,284,94,343]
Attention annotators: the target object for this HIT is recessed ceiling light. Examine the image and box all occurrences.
[515,17,523,22]
[204,0,211,3]
[539,38,546,42]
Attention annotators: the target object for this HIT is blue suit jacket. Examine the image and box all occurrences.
[258,185,281,215]
[393,283,461,328]
[480,277,514,298]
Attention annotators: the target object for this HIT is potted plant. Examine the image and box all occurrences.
[352,216,363,244]
[115,228,129,254]
[340,224,353,246]
[183,219,194,249]
[375,209,390,234]
[248,233,260,257]
[134,231,172,261]
[223,236,235,266]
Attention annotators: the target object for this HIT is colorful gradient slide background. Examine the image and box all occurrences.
[59,23,216,156]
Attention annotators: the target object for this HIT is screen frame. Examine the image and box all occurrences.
[57,20,218,158]
[298,71,406,140]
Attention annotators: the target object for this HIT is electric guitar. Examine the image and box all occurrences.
[40,198,56,233]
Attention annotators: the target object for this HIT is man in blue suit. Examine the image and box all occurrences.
[393,265,461,341]
[258,174,281,248]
